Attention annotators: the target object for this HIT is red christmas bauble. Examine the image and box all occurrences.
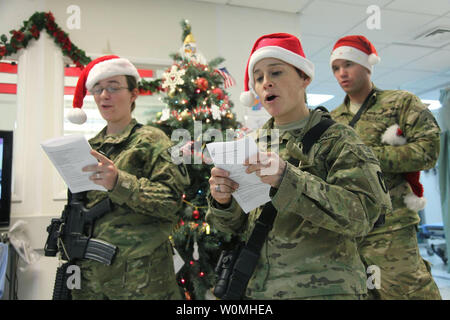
[212,87,224,100]
[193,209,200,219]
[195,77,209,91]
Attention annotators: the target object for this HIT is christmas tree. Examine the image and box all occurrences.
[141,20,244,300]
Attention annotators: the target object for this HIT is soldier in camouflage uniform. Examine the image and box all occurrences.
[66,56,189,299]
[206,33,391,299]
[329,35,441,299]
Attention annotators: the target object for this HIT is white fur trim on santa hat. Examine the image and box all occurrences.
[67,108,87,125]
[330,46,376,72]
[85,58,140,91]
[381,124,407,146]
[404,193,427,211]
[248,46,315,89]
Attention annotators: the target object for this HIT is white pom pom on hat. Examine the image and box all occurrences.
[69,55,140,124]
[330,35,380,72]
[240,90,256,107]
[67,108,87,125]
[368,53,381,66]
[240,33,315,107]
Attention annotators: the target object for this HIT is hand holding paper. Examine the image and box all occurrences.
[244,151,286,189]
[41,135,107,193]
[206,136,271,213]
[82,150,119,191]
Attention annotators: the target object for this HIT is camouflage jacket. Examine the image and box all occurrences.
[331,86,441,233]
[84,119,190,261]
[207,109,391,299]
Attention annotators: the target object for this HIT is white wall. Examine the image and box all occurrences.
[0,0,304,299]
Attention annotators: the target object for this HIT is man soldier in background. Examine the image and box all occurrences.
[330,35,441,299]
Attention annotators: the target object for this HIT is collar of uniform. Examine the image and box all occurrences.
[89,118,139,147]
[256,110,322,144]
[338,83,381,114]
[256,117,299,143]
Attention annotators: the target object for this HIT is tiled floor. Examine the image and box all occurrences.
[419,242,450,300]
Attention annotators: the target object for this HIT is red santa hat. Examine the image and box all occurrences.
[381,124,427,211]
[67,55,140,124]
[240,33,314,107]
[330,35,380,72]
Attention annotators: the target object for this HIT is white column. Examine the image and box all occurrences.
[8,32,66,300]
[13,32,66,218]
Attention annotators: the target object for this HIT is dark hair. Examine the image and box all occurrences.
[125,75,138,112]
[295,68,309,104]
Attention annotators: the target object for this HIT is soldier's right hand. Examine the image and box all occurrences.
[209,167,239,205]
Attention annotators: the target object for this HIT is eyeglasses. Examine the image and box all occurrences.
[90,86,129,96]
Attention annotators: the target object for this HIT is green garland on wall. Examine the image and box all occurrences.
[0,11,90,68]
[0,11,161,94]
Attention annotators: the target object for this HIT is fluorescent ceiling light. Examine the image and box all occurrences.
[307,94,334,106]
[421,99,442,110]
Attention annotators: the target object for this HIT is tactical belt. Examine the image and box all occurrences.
[222,116,336,300]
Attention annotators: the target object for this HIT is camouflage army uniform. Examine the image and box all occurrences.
[71,119,190,300]
[207,109,391,299]
[331,86,442,300]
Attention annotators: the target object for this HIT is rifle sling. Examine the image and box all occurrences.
[348,89,376,128]
[346,90,385,228]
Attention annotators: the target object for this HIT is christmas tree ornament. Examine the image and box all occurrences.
[211,104,222,120]
[160,108,171,121]
[162,65,186,94]
[193,241,199,260]
[212,87,225,100]
[179,20,207,65]
[180,109,191,120]
[195,77,209,91]
[192,209,200,219]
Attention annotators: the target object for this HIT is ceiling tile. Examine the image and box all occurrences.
[401,75,450,92]
[298,34,335,56]
[386,0,450,16]
[299,1,366,37]
[190,0,229,4]
[374,69,436,89]
[229,0,308,13]
[404,50,450,72]
[376,44,436,68]
[317,0,392,6]
[345,10,437,44]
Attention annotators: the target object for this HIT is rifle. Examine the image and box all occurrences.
[44,191,117,299]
